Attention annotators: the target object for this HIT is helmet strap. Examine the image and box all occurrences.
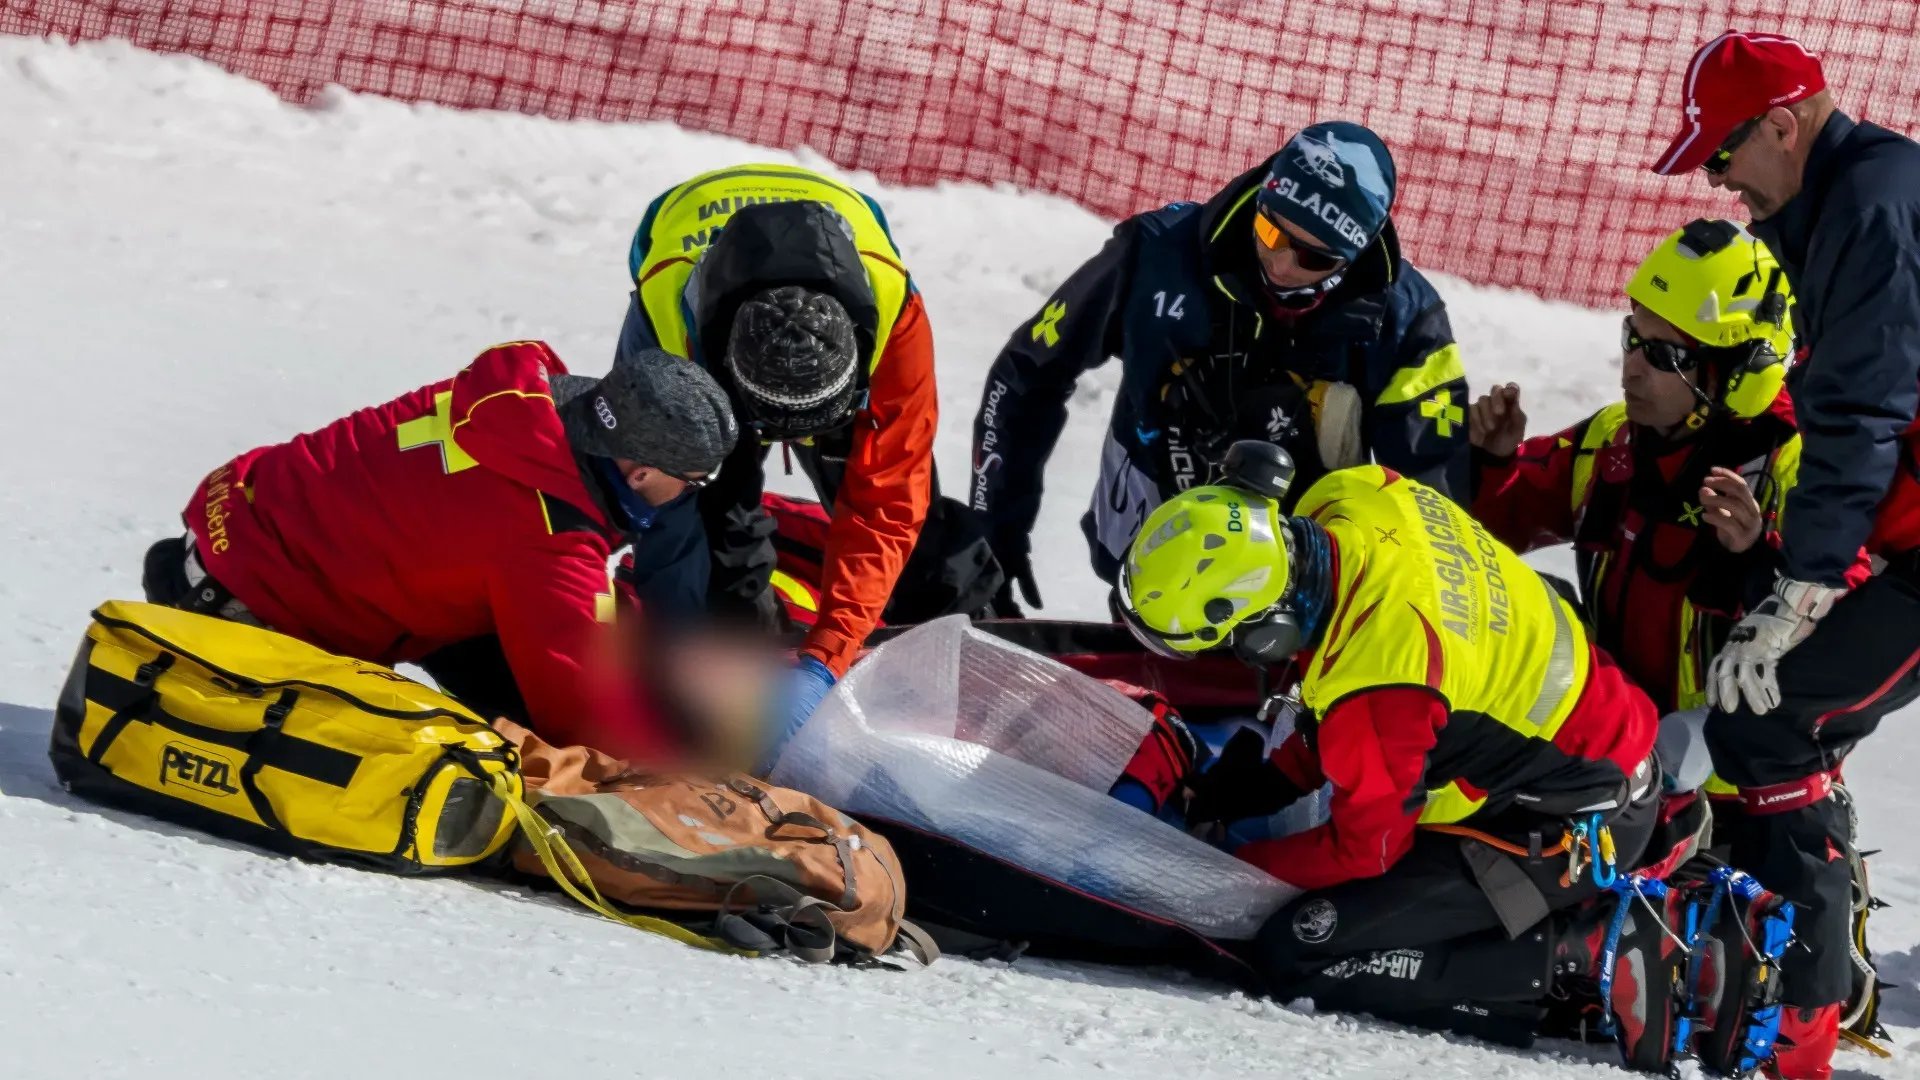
[1230,516,1335,669]
[1677,365,1716,429]
[1261,271,1344,317]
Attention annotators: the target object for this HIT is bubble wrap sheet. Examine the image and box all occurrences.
[771,617,1296,940]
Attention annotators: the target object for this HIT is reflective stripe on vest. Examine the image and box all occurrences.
[1420,581,1585,825]
[1297,466,1597,827]
[1526,584,1579,729]
[1569,401,1632,513]
[631,164,909,372]
[1677,596,1707,712]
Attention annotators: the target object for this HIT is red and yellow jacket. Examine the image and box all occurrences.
[184,342,673,761]
[1234,467,1659,891]
[620,164,936,675]
[1471,393,1864,715]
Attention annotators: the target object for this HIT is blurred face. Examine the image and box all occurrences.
[655,627,783,772]
[1621,304,1707,432]
[1252,210,1347,290]
[1704,107,1808,220]
[616,459,708,507]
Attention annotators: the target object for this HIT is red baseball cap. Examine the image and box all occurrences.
[1650,32,1826,175]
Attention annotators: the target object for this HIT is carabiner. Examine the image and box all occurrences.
[1590,814,1618,888]
[1566,819,1591,884]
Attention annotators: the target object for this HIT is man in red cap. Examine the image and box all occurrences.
[1651,30,1920,1078]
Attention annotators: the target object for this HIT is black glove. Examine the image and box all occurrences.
[988,533,1042,617]
[753,585,795,634]
[1185,727,1307,828]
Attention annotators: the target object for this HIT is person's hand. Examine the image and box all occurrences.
[990,535,1042,616]
[1468,383,1527,457]
[1699,467,1764,553]
[1110,693,1202,817]
[1185,727,1306,827]
[1707,577,1848,714]
[753,584,797,632]
[756,655,838,775]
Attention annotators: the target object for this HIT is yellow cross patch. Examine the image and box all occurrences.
[1031,300,1067,348]
[1419,389,1465,437]
[1679,502,1704,526]
[397,390,478,474]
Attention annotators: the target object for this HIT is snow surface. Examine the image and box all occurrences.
[2,35,1918,1078]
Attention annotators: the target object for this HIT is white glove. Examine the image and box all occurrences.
[1708,576,1848,715]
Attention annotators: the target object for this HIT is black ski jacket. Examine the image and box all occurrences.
[968,156,1469,582]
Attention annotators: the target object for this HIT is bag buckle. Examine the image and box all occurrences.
[134,652,176,688]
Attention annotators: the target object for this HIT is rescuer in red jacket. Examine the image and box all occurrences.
[1116,464,1677,1059]
[141,341,738,762]
[1469,219,1826,718]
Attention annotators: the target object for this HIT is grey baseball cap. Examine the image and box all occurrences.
[553,347,738,476]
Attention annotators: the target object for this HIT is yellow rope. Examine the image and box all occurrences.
[486,772,752,956]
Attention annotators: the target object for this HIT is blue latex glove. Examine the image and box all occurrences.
[1107,777,1190,830]
[1108,777,1159,814]
[757,656,837,775]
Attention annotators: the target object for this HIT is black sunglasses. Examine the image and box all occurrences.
[658,464,715,490]
[1702,117,1764,176]
[1621,316,1701,373]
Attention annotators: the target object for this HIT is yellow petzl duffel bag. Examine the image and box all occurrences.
[50,600,519,873]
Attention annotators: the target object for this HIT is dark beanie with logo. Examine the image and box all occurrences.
[553,347,738,476]
[1255,121,1398,263]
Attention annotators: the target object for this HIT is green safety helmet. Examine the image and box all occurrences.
[1117,486,1291,658]
[1624,218,1795,420]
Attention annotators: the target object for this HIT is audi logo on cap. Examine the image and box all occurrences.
[594,396,618,430]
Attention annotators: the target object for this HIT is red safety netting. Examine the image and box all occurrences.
[5,0,1917,306]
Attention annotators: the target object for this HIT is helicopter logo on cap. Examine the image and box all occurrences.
[1293,132,1347,189]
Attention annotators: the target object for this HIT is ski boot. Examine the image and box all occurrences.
[1544,876,1691,1073]
[1678,867,1797,1077]
[1769,1003,1840,1079]
[1591,876,1693,1072]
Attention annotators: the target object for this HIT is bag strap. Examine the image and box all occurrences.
[237,690,297,832]
[718,875,841,963]
[729,778,859,909]
[85,653,175,765]
[457,756,748,957]
[892,919,942,967]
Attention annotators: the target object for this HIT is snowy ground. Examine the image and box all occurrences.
[1,35,1917,1078]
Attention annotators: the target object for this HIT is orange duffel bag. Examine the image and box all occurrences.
[496,721,934,966]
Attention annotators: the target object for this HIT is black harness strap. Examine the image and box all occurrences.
[1575,412,1796,589]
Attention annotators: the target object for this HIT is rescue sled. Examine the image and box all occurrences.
[768,612,1286,986]
[762,493,1284,980]
[762,493,1716,991]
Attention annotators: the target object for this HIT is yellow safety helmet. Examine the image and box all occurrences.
[1624,218,1795,420]
[1117,486,1290,658]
